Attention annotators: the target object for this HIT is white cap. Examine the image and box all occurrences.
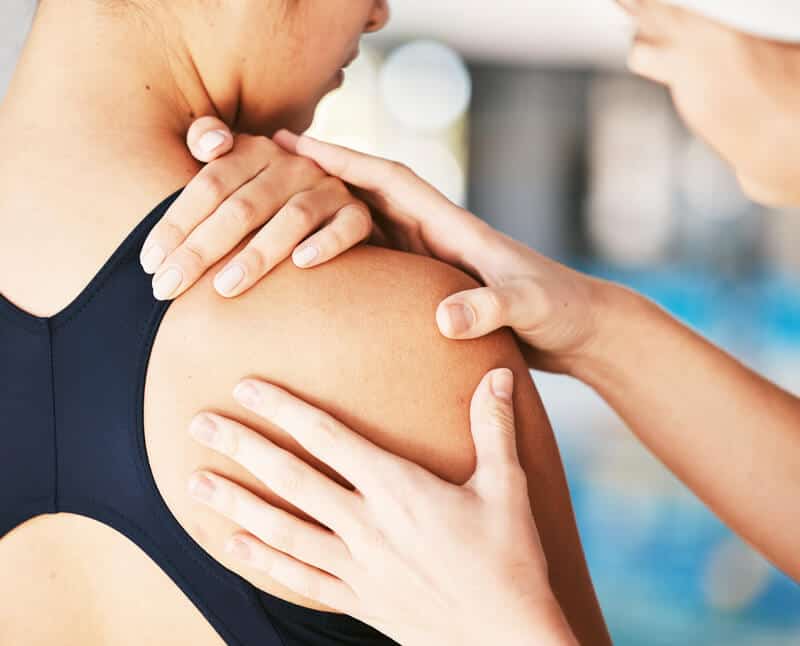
[664,0,800,42]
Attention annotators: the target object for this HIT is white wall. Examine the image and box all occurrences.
[0,2,35,99]
[369,0,631,67]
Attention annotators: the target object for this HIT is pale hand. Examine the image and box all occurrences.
[138,117,373,300]
[273,129,611,376]
[185,369,577,646]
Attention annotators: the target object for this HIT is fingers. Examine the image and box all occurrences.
[274,129,450,213]
[436,278,544,340]
[274,129,397,195]
[140,134,279,279]
[158,167,290,299]
[232,379,413,495]
[143,128,371,299]
[186,470,352,580]
[465,369,525,501]
[224,532,359,614]
[213,179,369,296]
[187,411,361,537]
[186,117,234,163]
[275,129,496,270]
[291,202,373,268]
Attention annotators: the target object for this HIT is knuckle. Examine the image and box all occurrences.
[252,136,282,161]
[322,222,347,252]
[319,175,346,193]
[288,199,319,229]
[325,204,372,251]
[180,241,207,270]
[352,204,373,240]
[484,288,509,319]
[293,156,322,178]
[377,461,417,499]
[368,527,389,554]
[238,245,268,275]
[161,219,188,245]
[352,524,387,556]
[195,171,226,203]
[224,197,259,229]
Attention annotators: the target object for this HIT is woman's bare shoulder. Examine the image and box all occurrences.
[143,242,552,611]
[150,243,536,483]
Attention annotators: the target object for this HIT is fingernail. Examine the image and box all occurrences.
[293,245,319,267]
[152,267,183,300]
[491,369,514,401]
[188,473,216,501]
[198,130,228,155]
[189,414,218,445]
[140,245,166,274]
[226,536,252,561]
[234,381,260,408]
[214,264,245,296]
[443,303,474,336]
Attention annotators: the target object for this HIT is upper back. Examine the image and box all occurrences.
[0,157,607,644]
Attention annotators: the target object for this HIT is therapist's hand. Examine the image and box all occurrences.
[187,369,577,646]
[138,117,373,300]
[273,130,615,377]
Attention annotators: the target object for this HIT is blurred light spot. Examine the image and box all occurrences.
[380,40,472,134]
[703,537,772,612]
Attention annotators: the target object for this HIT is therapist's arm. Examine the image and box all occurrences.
[280,132,800,581]
[574,284,800,579]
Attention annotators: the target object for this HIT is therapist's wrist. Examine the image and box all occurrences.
[460,594,578,646]
[567,279,654,387]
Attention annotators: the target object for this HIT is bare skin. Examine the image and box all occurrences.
[0,1,608,645]
[163,5,800,637]
[257,0,800,583]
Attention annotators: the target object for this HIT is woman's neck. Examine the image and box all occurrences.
[0,1,241,182]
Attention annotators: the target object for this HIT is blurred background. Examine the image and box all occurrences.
[2,1,799,644]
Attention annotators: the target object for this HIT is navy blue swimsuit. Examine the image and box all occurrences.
[0,189,398,646]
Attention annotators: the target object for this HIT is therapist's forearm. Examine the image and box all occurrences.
[571,283,800,579]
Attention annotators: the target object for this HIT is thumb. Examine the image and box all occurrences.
[466,368,522,498]
[186,116,234,163]
[436,279,539,340]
